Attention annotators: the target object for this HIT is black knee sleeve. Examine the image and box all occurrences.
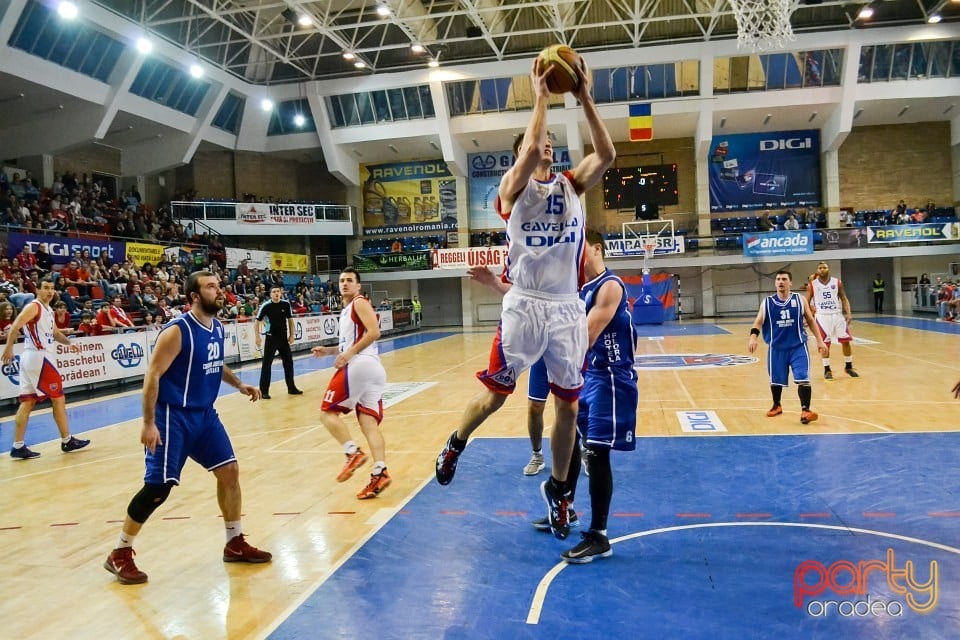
[126,483,173,523]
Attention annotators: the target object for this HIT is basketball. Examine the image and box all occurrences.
[538,45,581,94]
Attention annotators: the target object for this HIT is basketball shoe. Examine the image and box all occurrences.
[10,446,40,459]
[540,478,571,540]
[824,368,833,381]
[357,470,391,499]
[104,547,148,585]
[532,508,579,532]
[61,436,90,452]
[435,431,464,485]
[523,451,545,476]
[336,449,367,483]
[800,410,818,425]
[766,405,783,417]
[223,534,272,563]
[845,366,859,378]
[562,531,613,564]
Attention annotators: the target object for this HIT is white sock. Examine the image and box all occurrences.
[372,461,386,475]
[845,356,853,365]
[532,448,542,455]
[225,520,242,542]
[61,436,72,444]
[822,358,830,368]
[344,441,358,455]
[117,531,135,549]
[12,441,24,449]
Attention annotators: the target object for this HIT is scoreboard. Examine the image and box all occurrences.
[602,164,679,210]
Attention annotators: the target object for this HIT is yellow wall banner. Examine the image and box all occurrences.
[272,252,309,272]
[126,242,166,266]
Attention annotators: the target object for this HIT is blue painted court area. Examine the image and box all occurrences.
[0,331,455,450]
[859,316,960,334]
[633,322,731,337]
[270,434,960,639]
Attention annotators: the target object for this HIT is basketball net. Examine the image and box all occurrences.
[728,0,795,51]
[642,240,656,275]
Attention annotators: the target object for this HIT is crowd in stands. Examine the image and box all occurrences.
[916,274,960,322]
[360,235,447,255]
[0,244,344,340]
[848,199,955,227]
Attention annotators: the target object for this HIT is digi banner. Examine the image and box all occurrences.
[226,247,272,270]
[272,252,309,272]
[867,223,960,244]
[235,203,316,225]
[742,230,815,257]
[0,332,149,399]
[126,241,166,266]
[8,232,125,265]
[433,246,508,270]
[360,160,458,233]
[708,130,821,212]
[467,148,572,230]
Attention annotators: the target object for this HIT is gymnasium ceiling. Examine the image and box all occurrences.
[89,0,960,84]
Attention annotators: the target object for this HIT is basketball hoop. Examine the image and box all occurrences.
[728,0,795,51]
[642,239,657,274]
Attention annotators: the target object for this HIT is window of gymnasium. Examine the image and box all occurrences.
[326,86,435,128]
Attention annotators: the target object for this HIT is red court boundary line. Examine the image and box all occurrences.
[439,510,469,515]
[612,512,644,518]
[676,513,712,518]
[495,511,527,516]
[799,513,831,518]
[928,511,960,517]
[862,511,896,518]
[273,512,301,516]
[328,511,356,515]
[735,513,772,519]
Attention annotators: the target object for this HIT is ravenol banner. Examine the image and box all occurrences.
[467,148,572,230]
[360,160,458,232]
[867,223,960,244]
[708,129,821,213]
[742,230,815,257]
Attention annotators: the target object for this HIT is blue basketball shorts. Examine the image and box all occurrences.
[767,344,810,387]
[144,404,236,485]
[576,367,639,452]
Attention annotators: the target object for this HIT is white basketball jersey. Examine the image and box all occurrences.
[497,171,585,296]
[810,277,842,315]
[22,300,55,351]
[338,297,379,358]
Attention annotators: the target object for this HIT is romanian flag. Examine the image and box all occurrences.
[628,103,653,141]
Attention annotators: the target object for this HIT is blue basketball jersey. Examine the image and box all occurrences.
[580,268,636,370]
[762,292,806,350]
[158,312,225,409]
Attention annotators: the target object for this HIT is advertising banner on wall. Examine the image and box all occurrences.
[742,230,815,257]
[235,203,316,225]
[433,246,509,270]
[125,242,166,266]
[467,148,572,230]
[272,252,309,272]
[360,160,458,233]
[866,223,960,244]
[708,130,821,213]
[225,247,272,270]
[352,252,432,272]
[0,332,149,399]
[8,232,125,266]
[821,228,870,250]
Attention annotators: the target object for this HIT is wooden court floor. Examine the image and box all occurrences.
[0,317,957,639]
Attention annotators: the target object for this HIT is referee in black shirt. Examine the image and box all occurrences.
[256,285,303,398]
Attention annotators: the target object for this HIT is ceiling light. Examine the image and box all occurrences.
[427,58,439,68]
[189,63,204,78]
[927,14,942,23]
[354,61,366,69]
[376,5,391,17]
[297,14,313,27]
[293,113,306,127]
[342,52,356,61]
[136,38,153,54]
[857,6,874,19]
[57,1,78,19]
[411,43,426,54]
[260,98,274,111]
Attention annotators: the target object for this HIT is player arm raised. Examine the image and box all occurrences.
[747,302,765,354]
[140,325,182,453]
[498,59,552,213]
[1,302,39,363]
[586,280,622,345]
[801,296,828,356]
[569,58,616,195]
